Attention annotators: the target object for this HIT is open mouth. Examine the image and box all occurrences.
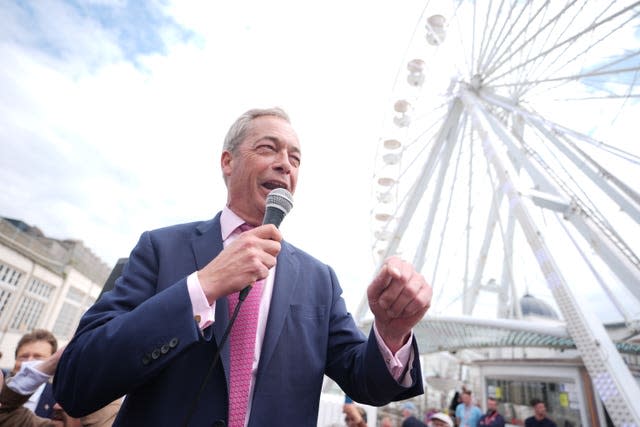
[262,181,287,191]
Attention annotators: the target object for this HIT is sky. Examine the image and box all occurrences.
[0,0,430,311]
[1,0,638,322]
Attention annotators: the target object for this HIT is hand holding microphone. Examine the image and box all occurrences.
[198,188,294,304]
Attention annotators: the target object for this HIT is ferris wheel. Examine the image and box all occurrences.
[363,0,640,424]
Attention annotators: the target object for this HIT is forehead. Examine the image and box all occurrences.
[18,340,53,354]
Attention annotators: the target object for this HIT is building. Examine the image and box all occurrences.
[0,216,111,368]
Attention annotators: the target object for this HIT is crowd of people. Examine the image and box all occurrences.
[0,334,559,427]
[339,386,560,427]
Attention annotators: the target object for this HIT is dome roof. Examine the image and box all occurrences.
[520,293,559,319]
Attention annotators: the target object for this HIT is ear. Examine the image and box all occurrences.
[221,150,233,177]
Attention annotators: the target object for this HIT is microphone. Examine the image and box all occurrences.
[263,187,294,228]
[239,188,294,301]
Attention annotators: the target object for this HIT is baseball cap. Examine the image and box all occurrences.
[430,412,453,427]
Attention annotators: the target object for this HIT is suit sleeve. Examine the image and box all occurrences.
[53,230,202,417]
[323,266,423,405]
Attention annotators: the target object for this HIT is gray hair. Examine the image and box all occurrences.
[223,107,291,154]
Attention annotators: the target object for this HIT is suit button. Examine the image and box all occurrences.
[151,349,161,359]
[161,344,170,354]
[142,354,151,365]
[212,420,226,427]
[169,337,179,348]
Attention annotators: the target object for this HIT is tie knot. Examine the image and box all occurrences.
[238,223,254,233]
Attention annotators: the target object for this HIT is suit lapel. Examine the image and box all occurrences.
[192,213,231,386]
[256,241,299,380]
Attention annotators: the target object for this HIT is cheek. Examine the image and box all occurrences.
[290,172,299,192]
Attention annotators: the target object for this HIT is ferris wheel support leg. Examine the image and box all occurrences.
[460,87,640,426]
[465,188,504,315]
[356,99,464,323]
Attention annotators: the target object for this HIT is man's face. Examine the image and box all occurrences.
[13,340,53,373]
[344,413,359,427]
[461,393,471,405]
[534,402,546,417]
[487,398,498,411]
[222,115,301,226]
[380,417,393,427]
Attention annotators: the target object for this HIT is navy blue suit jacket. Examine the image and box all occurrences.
[53,214,423,426]
[35,382,56,418]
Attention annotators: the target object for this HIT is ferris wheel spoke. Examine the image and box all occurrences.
[512,0,560,89]
[512,0,589,93]
[485,1,640,85]
[491,65,640,90]
[476,0,521,74]
[524,13,640,96]
[477,0,534,77]
[481,0,557,79]
[474,0,503,75]
[557,216,636,323]
[414,114,468,272]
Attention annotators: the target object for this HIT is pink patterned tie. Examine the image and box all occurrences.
[228,223,264,427]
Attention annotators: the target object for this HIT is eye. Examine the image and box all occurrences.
[255,143,278,156]
[289,154,301,167]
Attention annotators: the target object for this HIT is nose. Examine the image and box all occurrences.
[273,150,292,174]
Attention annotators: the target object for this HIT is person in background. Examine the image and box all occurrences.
[1,347,120,427]
[402,401,427,427]
[478,397,505,427]
[381,415,396,427]
[343,403,368,427]
[1,346,70,426]
[429,412,454,427]
[455,390,482,427]
[11,329,58,418]
[425,407,438,421]
[449,387,465,421]
[54,107,431,427]
[524,399,557,427]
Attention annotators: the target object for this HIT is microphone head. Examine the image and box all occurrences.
[263,188,294,227]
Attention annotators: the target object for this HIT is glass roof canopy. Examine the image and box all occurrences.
[360,316,640,355]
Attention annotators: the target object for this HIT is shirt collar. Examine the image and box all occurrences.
[220,206,246,241]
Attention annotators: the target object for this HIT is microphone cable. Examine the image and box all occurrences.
[180,285,252,427]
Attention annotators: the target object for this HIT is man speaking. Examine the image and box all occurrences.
[53,107,432,426]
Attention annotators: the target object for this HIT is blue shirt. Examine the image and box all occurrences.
[456,403,483,427]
